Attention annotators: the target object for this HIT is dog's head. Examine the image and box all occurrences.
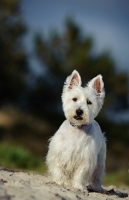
[62,70,105,125]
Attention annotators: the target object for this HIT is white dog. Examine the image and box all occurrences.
[46,70,106,192]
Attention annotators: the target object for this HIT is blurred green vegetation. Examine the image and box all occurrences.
[104,170,129,186]
[0,142,47,173]
[0,0,128,186]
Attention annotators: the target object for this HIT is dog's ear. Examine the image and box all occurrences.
[88,75,104,95]
[66,70,82,89]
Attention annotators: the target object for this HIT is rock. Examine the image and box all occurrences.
[0,168,128,200]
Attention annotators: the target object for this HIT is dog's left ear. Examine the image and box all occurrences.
[88,75,104,95]
[65,70,82,89]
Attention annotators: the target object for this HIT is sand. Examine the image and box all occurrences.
[0,168,128,200]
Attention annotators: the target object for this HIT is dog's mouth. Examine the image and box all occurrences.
[74,116,83,120]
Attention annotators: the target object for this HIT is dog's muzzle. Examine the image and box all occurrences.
[74,108,83,120]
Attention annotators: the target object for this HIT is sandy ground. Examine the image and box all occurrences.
[0,168,128,200]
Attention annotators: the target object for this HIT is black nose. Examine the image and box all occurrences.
[76,109,83,116]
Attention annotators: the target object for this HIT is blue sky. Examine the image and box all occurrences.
[22,0,129,75]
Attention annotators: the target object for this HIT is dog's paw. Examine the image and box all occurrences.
[73,183,84,191]
[87,185,105,193]
[53,179,64,186]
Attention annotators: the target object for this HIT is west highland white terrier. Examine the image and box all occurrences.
[46,70,106,192]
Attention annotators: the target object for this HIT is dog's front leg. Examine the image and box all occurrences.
[90,141,106,192]
[50,164,67,186]
[72,165,89,190]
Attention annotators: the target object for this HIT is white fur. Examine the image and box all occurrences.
[46,70,106,192]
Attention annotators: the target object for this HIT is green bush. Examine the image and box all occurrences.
[0,143,44,170]
[104,169,129,186]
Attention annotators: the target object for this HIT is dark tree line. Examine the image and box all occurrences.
[0,0,28,105]
[28,19,128,125]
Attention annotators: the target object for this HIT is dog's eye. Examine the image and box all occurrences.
[72,98,77,102]
[87,99,92,105]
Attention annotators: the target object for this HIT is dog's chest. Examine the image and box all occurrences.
[59,125,101,168]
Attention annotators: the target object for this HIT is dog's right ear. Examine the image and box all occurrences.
[65,70,82,90]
